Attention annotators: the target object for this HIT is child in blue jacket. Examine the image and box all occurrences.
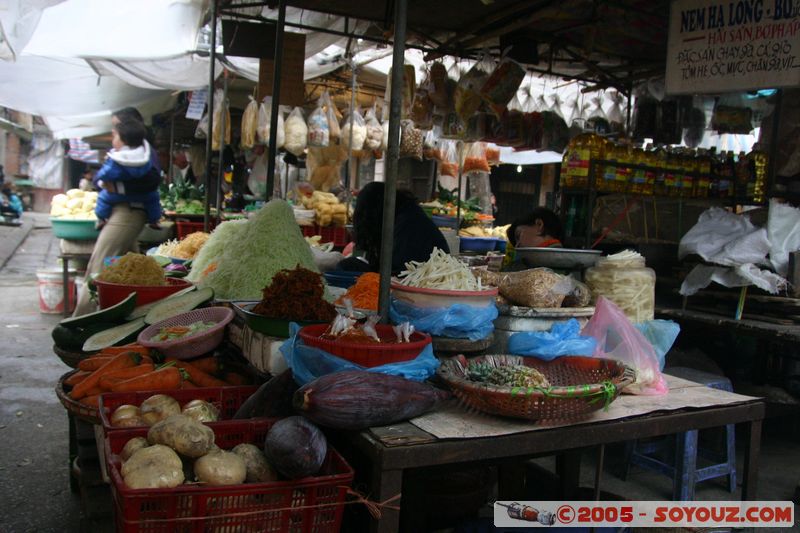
[94,119,161,229]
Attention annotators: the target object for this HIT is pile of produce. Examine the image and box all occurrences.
[466,361,550,389]
[109,393,221,428]
[64,349,244,408]
[149,320,217,342]
[459,224,509,239]
[117,415,327,489]
[50,189,98,219]
[186,219,248,284]
[298,190,348,226]
[159,181,206,214]
[98,253,166,286]
[197,200,319,300]
[252,266,336,322]
[397,247,483,291]
[156,232,210,260]
[335,272,379,310]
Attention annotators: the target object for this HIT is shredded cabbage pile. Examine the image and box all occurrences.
[187,220,248,284]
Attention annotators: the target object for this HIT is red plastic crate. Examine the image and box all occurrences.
[106,419,354,533]
[176,219,217,239]
[299,225,351,247]
[98,385,257,433]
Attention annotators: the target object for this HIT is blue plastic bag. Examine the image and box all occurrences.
[389,299,498,341]
[508,319,596,360]
[280,323,440,386]
[634,319,680,371]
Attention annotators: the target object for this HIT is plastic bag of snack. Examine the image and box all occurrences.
[211,89,230,151]
[423,127,441,160]
[307,94,330,148]
[240,95,259,149]
[341,107,367,151]
[411,73,434,129]
[480,57,526,116]
[284,106,308,156]
[323,91,340,142]
[363,106,383,151]
[586,94,611,135]
[256,97,271,145]
[428,62,450,108]
[386,64,416,119]
[606,90,626,134]
[462,142,490,174]
[439,139,459,178]
[455,54,494,123]
[399,119,423,161]
[485,143,501,167]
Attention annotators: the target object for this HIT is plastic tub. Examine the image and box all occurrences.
[459,237,497,253]
[391,281,498,309]
[495,239,507,253]
[323,270,362,289]
[431,214,458,229]
[37,269,76,314]
[234,302,326,338]
[137,306,234,360]
[50,218,99,240]
[298,324,431,367]
[95,277,193,309]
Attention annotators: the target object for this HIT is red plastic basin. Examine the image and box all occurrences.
[298,323,431,367]
[95,277,193,309]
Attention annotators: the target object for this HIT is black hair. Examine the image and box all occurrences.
[353,182,418,269]
[112,107,145,123]
[507,207,563,247]
[114,119,147,148]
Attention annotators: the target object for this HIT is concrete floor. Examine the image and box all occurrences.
[0,212,797,533]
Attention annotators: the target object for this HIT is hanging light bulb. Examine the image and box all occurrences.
[517,165,523,173]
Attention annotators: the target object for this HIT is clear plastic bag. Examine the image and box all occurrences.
[340,107,367,151]
[284,106,308,156]
[508,319,597,360]
[428,62,450,109]
[462,142,490,174]
[280,323,440,386]
[581,297,668,395]
[364,106,383,151]
[256,97,271,145]
[485,143,501,166]
[323,91,340,142]
[211,89,230,151]
[307,94,331,148]
[586,94,611,135]
[438,139,459,178]
[480,57,526,116]
[399,119,423,161]
[240,95,259,149]
[389,299,498,341]
[606,90,626,134]
[423,128,441,160]
[385,64,416,119]
[455,54,494,122]
[476,268,573,308]
[634,319,680,371]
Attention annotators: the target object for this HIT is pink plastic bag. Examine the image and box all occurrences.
[581,297,668,396]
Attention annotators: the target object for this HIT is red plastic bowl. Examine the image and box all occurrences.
[95,277,193,309]
[298,324,431,367]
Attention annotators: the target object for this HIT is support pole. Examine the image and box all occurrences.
[216,69,228,217]
[203,0,218,232]
[265,0,286,200]
[377,0,408,322]
[345,58,357,219]
[456,141,464,228]
[766,89,782,199]
[167,111,175,184]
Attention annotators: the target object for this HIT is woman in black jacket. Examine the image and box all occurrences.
[339,182,449,274]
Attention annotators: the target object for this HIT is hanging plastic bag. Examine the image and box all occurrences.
[364,106,383,151]
[240,95,259,149]
[211,89,230,151]
[586,94,611,135]
[439,139,459,178]
[247,148,268,198]
[508,319,597,361]
[389,299,498,341]
[195,112,209,139]
[462,142,490,174]
[399,119,423,161]
[322,91,340,142]
[341,107,367,151]
[281,323,440,386]
[581,297,668,395]
[386,64,416,119]
[455,54,495,122]
[256,97,271,145]
[485,143,501,166]
[480,57,526,116]
[284,106,308,156]
[307,94,330,148]
[428,62,450,109]
[606,90,627,134]
[540,111,570,153]
[423,128,441,160]
[411,75,434,129]
[549,93,566,120]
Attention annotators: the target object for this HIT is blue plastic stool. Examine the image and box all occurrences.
[623,367,737,501]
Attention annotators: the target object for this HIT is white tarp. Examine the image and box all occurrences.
[27,131,64,189]
[0,0,64,60]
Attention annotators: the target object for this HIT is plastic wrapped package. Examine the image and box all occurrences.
[485,143,500,166]
[364,107,383,151]
[586,95,611,135]
[582,297,668,395]
[428,62,450,108]
[323,91,340,142]
[606,91,627,134]
[389,299,498,341]
[284,107,308,156]
[442,111,466,139]
[480,58,526,116]
[439,140,459,178]
[476,268,576,308]
[399,119,423,161]
[411,74,434,129]
[540,111,570,153]
[549,93,566,120]
[385,64,416,119]
[307,94,330,148]
[307,145,346,192]
[240,96,259,149]
[455,54,494,122]
[423,128,441,160]
[257,98,285,148]
[462,142,490,174]
[211,89,230,151]
[584,250,655,323]
[340,108,366,151]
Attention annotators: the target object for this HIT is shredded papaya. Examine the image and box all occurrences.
[336,272,379,311]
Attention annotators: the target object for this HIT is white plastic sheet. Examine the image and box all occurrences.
[678,207,771,266]
[767,199,800,277]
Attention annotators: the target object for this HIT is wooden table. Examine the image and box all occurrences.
[657,307,800,343]
[338,398,765,533]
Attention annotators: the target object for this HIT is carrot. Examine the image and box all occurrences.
[80,395,101,407]
[170,360,227,388]
[65,370,91,387]
[78,357,113,371]
[180,380,198,389]
[224,372,247,386]
[72,385,104,399]
[110,366,182,393]
[191,357,219,374]
[99,345,150,357]
[98,364,155,390]
[71,351,141,399]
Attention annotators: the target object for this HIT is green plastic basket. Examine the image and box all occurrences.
[50,218,99,240]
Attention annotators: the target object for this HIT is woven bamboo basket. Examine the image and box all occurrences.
[55,370,101,424]
[53,344,86,369]
[437,354,635,422]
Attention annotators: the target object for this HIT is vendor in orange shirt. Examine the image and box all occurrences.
[503,207,563,268]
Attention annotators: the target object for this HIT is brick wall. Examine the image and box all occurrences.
[4,133,21,176]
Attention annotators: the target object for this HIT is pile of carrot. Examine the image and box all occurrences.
[336,272,379,311]
[65,344,248,408]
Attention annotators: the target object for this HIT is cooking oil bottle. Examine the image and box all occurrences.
[654,146,667,196]
[629,147,646,194]
[643,149,657,195]
[695,149,711,198]
[679,151,694,198]
[601,142,619,192]
[735,151,750,199]
[615,143,631,192]
[750,145,768,203]
[565,132,606,189]
[665,151,680,197]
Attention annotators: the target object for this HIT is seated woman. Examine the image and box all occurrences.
[503,207,563,268]
[338,182,449,274]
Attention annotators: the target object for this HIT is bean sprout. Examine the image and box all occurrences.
[397,248,482,291]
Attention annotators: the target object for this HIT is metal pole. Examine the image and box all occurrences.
[377,0,407,322]
[203,0,218,232]
[265,0,286,200]
[766,89,782,199]
[346,58,357,214]
[456,142,464,229]
[216,69,228,218]
[167,112,175,184]
[625,84,633,136]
